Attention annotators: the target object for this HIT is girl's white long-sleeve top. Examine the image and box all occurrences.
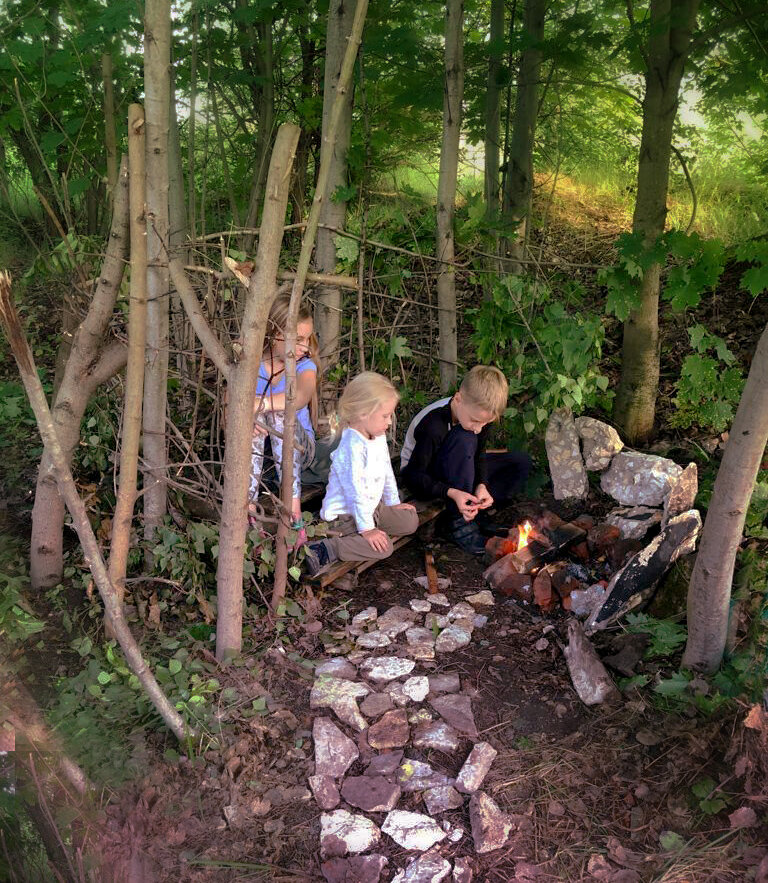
[320,428,401,531]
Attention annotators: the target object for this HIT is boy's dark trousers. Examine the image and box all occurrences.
[431,425,531,518]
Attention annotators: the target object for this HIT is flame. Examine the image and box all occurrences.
[517,520,533,551]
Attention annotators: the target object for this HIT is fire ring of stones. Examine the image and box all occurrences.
[310,591,515,882]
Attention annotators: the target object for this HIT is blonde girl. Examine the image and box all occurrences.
[304,372,418,576]
[249,293,320,525]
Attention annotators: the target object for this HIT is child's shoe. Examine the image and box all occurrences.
[447,517,487,556]
[303,539,338,577]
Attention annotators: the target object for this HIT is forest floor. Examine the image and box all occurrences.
[4,177,768,881]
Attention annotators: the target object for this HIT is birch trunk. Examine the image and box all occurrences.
[215,125,300,661]
[314,0,358,366]
[108,106,147,607]
[436,0,464,393]
[613,0,700,444]
[501,0,545,272]
[683,322,768,673]
[142,0,171,544]
[30,160,130,590]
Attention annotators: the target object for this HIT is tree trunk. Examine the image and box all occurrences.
[291,20,319,224]
[484,0,504,219]
[30,160,130,590]
[142,0,171,545]
[108,106,147,609]
[683,322,768,673]
[613,0,700,444]
[215,125,300,661]
[314,0,358,366]
[436,0,464,393]
[102,52,118,202]
[501,0,545,272]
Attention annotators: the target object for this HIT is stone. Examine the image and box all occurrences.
[365,750,404,777]
[428,673,461,695]
[473,614,488,628]
[464,590,494,606]
[391,851,452,883]
[570,584,607,618]
[381,810,448,851]
[385,681,411,707]
[430,694,478,738]
[320,810,380,857]
[321,854,388,883]
[425,592,450,607]
[600,451,683,507]
[406,626,435,646]
[413,720,461,753]
[404,641,436,661]
[350,607,378,635]
[425,613,450,631]
[402,676,429,702]
[316,658,358,680]
[605,506,662,540]
[360,692,394,718]
[452,856,473,883]
[545,409,588,500]
[313,717,360,777]
[397,758,453,792]
[448,601,477,621]
[409,708,434,725]
[310,775,341,810]
[357,631,392,649]
[360,656,416,683]
[413,578,452,595]
[469,791,512,853]
[377,605,417,638]
[410,599,432,613]
[422,785,464,815]
[341,775,401,813]
[575,416,624,471]
[663,462,698,525]
[368,710,410,749]
[486,564,533,601]
[311,678,371,732]
[455,742,498,794]
[435,624,473,653]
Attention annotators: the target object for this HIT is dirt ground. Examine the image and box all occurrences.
[94,495,768,882]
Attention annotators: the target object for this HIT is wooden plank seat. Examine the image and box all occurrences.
[309,498,444,587]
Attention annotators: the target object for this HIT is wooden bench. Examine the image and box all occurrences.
[309,498,444,587]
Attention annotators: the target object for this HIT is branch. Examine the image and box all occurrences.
[169,257,233,377]
[86,341,128,390]
[671,144,697,233]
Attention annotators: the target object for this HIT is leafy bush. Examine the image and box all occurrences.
[469,275,610,434]
[0,551,44,644]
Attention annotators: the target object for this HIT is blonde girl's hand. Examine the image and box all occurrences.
[361,528,389,552]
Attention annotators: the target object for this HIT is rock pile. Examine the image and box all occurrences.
[309,590,513,882]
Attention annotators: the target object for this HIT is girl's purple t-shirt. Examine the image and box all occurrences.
[256,357,317,436]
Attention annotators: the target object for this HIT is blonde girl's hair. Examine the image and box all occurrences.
[338,372,399,427]
[264,290,321,427]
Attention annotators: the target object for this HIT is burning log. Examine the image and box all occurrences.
[483,518,586,579]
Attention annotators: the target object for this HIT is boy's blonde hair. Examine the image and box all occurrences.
[338,372,399,426]
[459,365,508,417]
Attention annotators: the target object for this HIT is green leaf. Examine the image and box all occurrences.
[660,831,685,851]
[288,566,301,581]
[168,659,182,675]
[97,671,111,685]
[741,264,768,297]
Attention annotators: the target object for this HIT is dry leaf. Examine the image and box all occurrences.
[728,806,758,828]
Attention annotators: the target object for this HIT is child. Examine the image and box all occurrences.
[400,365,531,555]
[249,293,320,525]
[304,372,419,576]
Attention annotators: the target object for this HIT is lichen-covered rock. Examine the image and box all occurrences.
[455,742,498,794]
[391,851,452,883]
[309,774,341,810]
[311,678,370,731]
[430,694,478,738]
[452,856,474,882]
[600,451,683,507]
[316,658,358,680]
[402,676,430,702]
[413,720,461,753]
[350,607,378,635]
[397,758,453,792]
[468,791,512,853]
[364,750,404,777]
[360,656,416,683]
[464,590,494,606]
[357,631,392,649]
[545,409,588,500]
[428,674,461,695]
[360,692,394,718]
[447,601,476,621]
[381,810,448,851]
[321,854,388,883]
[320,810,380,857]
[410,598,433,613]
[422,785,464,815]
[575,417,623,471]
[435,623,472,653]
[313,717,359,777]
[376,605,417,638]
[605,506,662,540]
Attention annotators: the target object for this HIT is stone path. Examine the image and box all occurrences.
[308,587,513,882]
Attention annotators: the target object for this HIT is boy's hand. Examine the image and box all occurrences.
[392,502,416,512]
[447,488,479,521]
[361,528,389,552]
[474,484,494,510]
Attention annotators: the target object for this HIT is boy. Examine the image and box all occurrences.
[400,366,531,555]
